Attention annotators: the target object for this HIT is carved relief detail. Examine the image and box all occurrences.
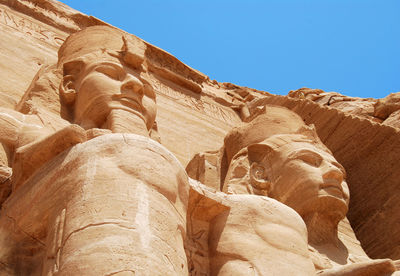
[0,7,65,47]
[22,1,76,26]
[153,79,239,124]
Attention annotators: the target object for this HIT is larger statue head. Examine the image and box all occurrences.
[223,106,350,222]
[58,26,157,136]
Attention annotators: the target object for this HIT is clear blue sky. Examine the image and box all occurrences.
[59,0,399,98]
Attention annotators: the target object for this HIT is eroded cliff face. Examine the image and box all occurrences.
[0,1,399,275]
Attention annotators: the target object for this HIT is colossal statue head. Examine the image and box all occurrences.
[58,26,157,136]
[223,105,350,222]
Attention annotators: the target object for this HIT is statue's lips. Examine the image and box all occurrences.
[320,180,344,198]
[110,95,146,122]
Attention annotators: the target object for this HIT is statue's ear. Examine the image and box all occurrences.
[248,144,274,193]
[60,59,84,105]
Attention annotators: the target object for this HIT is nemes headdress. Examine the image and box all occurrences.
[58,25,146,70]
[224,105,306,166]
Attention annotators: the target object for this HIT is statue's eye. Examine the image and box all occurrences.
[96,65,122,80]
[297,153,322,167]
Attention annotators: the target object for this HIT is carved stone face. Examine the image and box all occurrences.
[72,58,156,131]
[263,140,350,219]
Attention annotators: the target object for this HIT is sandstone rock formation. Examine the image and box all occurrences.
[288,87,400,129]
[0,1,399,275]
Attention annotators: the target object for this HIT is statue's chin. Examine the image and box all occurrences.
[75,99,148,129]
[104,108,149,136]
[294,195,348,223]
[108,103,147,125]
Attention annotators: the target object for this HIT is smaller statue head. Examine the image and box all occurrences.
[58,26,156,136]
[223,106,349,223]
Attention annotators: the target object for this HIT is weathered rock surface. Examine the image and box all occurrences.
[0,1,398,275]
[288,88,400,130]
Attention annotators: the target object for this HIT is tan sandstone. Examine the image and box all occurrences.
[0,1,398,275]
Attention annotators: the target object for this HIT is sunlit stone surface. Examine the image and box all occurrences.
[0,1,399,275]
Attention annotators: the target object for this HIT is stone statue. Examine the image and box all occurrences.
[200,105,397,275]
[0,26,189,275]
[0,23,398,276]
[57,25,157,136]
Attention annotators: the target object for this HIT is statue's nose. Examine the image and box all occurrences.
[121,74,143,96]
[322,162,343,184]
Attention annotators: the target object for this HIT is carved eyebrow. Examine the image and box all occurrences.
[287,149,322,160]
[288,149,347,177]
[93,62,125,73]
